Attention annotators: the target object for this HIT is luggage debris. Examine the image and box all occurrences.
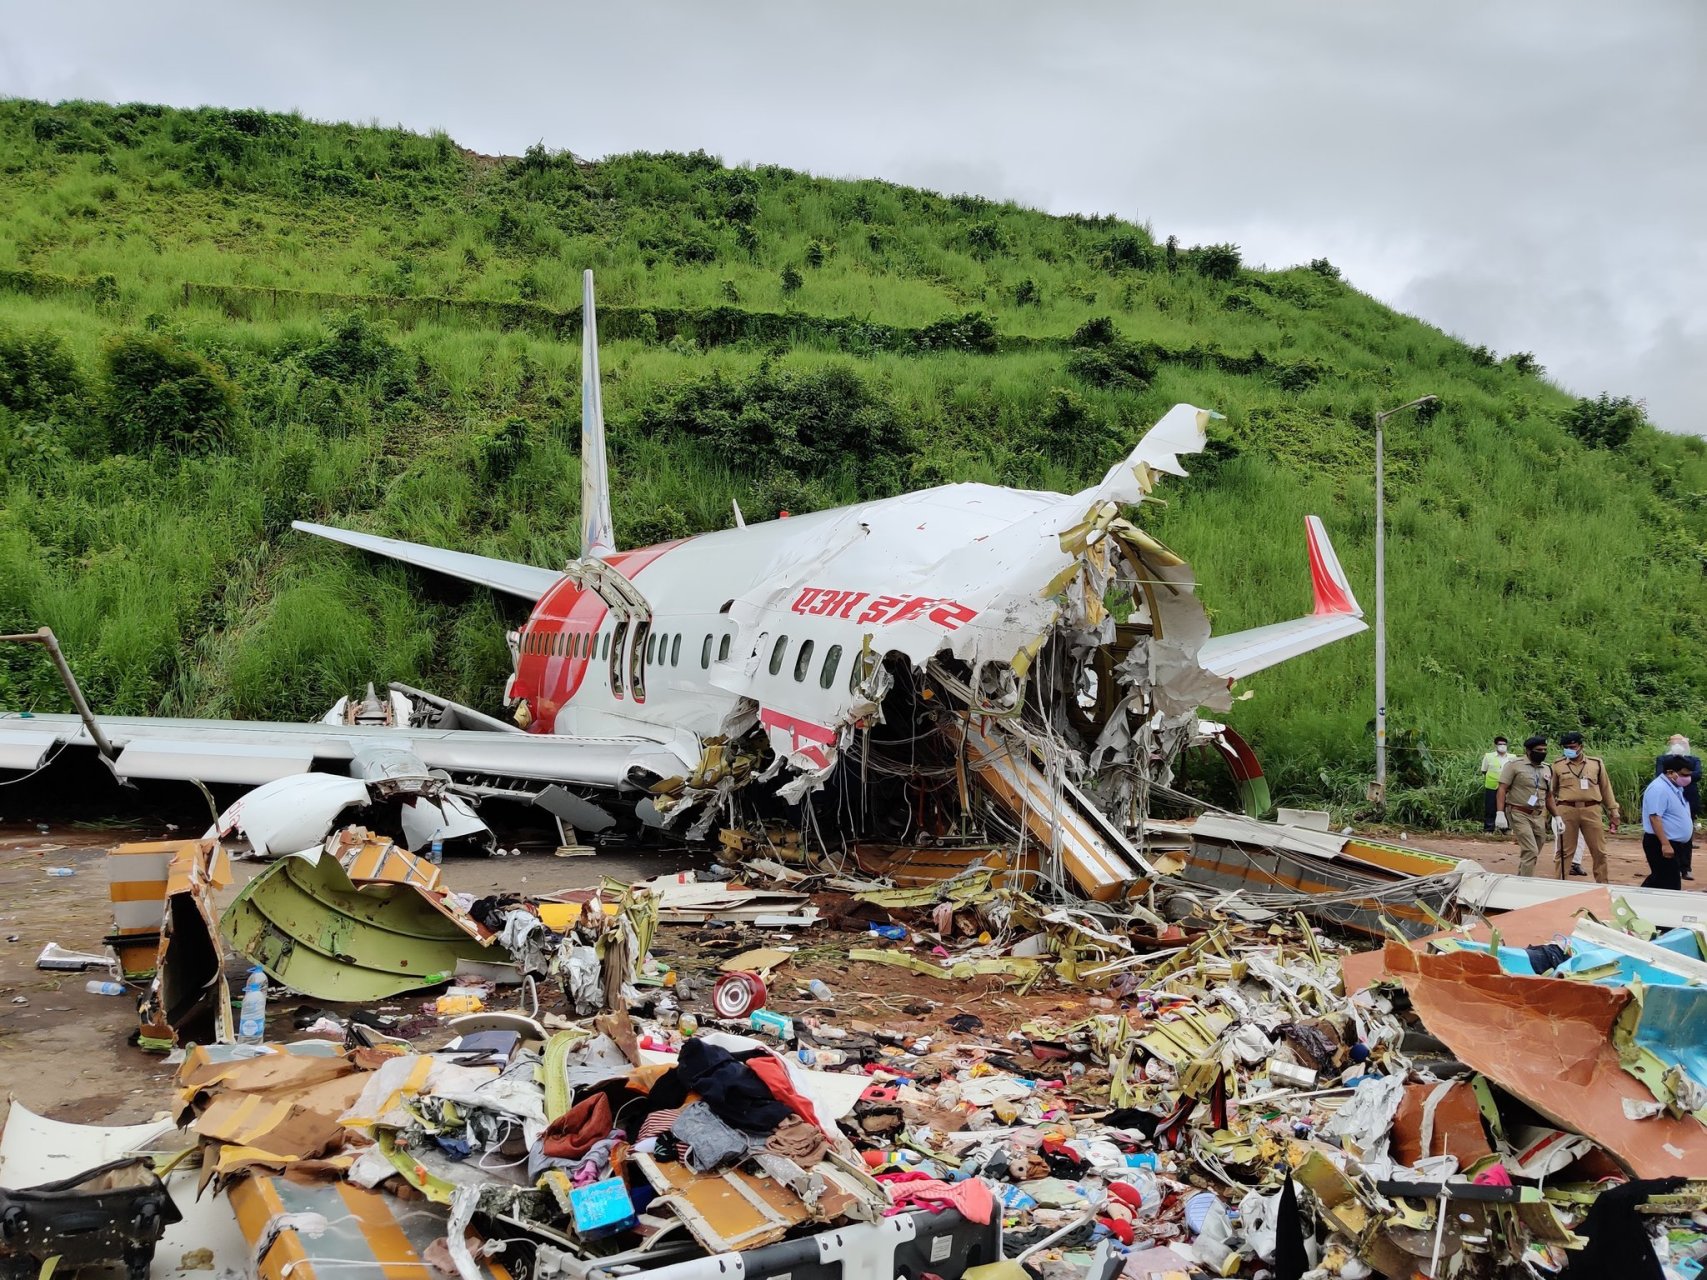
[18,828,1707,1280]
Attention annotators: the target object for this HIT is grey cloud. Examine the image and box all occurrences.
[1,1,1700,431]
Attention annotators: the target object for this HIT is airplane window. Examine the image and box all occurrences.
[718,633,731,662]
[794,638,815,682]
[848,649,875,692]
[769,635,788,677]
[671,635,681,667]
[647,631,657,665]
[700,635,711,669]
[820,644,842,689]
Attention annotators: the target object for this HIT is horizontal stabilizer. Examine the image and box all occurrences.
[1197,515,1366,681]
[293,522,561,601]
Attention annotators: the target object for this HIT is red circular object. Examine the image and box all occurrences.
[713,971,767,1018]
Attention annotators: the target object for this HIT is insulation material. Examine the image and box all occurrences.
[1381,944,1707,1177]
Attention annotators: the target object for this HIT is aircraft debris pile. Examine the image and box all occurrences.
[7,837,1705,1279]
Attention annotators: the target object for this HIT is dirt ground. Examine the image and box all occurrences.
[0,816,1686,1129]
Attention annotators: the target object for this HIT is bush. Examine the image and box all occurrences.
[804,240,828,268]
[1099,233,1156,271]
[474,415,531,483]
[1014,277,1040,307]
[304,312,401,384]
[913,312,997,353]
[1191,243,1242,281]
[104,333,239,453]
[0,327,85,417]
[1506,351,1543,376]
[780,265,803,293]
[1562,393,1644,451]
[1065,316,1155,390]
[966,221,1005,260]
[634,363,911,496]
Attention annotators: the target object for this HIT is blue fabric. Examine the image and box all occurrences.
[1642,774,1693,841]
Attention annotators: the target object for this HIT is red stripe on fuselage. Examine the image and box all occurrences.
[515,539,690,733]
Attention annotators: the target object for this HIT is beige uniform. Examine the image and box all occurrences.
[1550,755,1619,883]
[1498,757,1553,876]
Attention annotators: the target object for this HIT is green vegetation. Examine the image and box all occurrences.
[2,99,1703,824]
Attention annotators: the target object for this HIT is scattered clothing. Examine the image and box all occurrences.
[764,1115,828,1166]
[541,1092,613,1161]
[877,1171,995,1225]
[675,1039,791,1135]
[670,1101,751,1173]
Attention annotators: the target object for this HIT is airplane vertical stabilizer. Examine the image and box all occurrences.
[580,270,617,560]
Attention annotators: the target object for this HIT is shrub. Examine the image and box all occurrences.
[304,312,400,384]
[1308,257,1341,280]
[1191,243,1242,281]
[913,312,997,353]
[780,265,803,293]
[104,333,239,453]
[1099,233,1156,271]
[966,221,1005,260]
[634,363,912,496]
[1562,393,1644,451]
[804,240,827,268]
[0,327,85,417]
[474,415,531,483]
[1065,317,1154,390]
[1014,277,1040,307]
[1506,351,1543,376]
[719,278,741,303]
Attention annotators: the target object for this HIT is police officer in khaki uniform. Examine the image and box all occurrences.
[1550,729,1620,882]
[1495,735,1557,876]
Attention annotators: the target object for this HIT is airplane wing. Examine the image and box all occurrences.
[0,712,675,790]
[293,522,562,601]
[1195,515,1368,681]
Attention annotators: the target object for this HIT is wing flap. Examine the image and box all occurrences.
[293,522,561,601]
[1,712,657,791]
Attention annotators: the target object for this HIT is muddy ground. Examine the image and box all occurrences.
[0,818,1680,1127]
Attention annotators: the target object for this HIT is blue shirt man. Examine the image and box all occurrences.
[1640,757,1696,891]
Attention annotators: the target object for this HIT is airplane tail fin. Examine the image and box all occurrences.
[580,270,616,561]
[1194,516,1366,681]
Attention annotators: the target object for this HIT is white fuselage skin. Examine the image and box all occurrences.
[510,481,1076,770]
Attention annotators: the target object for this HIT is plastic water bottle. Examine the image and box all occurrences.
[237,967,268,1044]
[807,979,834,1001]
[85,979,125,996]
[429,839,444,866]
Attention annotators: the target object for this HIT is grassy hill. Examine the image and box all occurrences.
[1,99,1703,824]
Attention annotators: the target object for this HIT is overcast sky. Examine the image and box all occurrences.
[5,2,1702,434]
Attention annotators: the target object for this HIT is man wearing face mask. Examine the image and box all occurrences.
[1550,731,1620,883]
[1477,736,1510,832]
[1496,736,1557,876]
[1640,756,1697,892]
[1654,735,1701,880]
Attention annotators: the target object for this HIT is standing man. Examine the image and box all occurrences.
[1477,736,1510,833]
[1550,730,1619,883]
[1656,735,1702,880]
[1496,735,1556,876]
[1640,756,1696,892]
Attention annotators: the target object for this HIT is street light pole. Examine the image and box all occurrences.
[1370,395,1437,810]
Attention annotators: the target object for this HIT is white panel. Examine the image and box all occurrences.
[116,739,315,785]
[0,729,58,771]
